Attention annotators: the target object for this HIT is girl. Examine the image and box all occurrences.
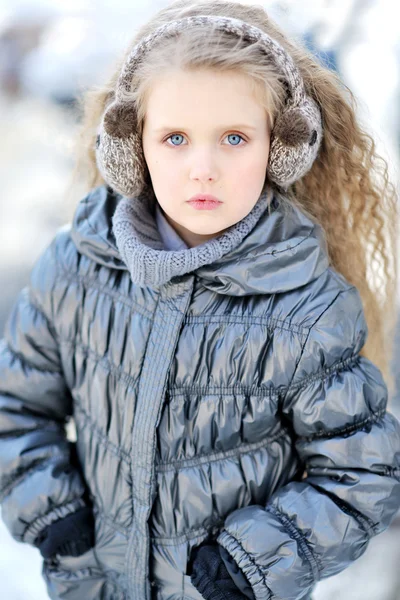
[1,1,400,599]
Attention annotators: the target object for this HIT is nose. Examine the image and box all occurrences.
[189,147,218,183]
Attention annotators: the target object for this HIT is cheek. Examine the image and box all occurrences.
[151,166,180,204]
[233,158,267,188]
[236,143,269,176]
[147,156,177,188]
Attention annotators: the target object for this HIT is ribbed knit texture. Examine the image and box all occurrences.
[112,185,273,287]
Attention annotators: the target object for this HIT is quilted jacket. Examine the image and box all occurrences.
[1,184,400,600]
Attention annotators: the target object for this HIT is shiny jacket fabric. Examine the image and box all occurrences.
[1,184,400,600]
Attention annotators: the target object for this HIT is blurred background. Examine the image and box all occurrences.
[0,0,400,598]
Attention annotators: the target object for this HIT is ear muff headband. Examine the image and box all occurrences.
[96,15,323,196]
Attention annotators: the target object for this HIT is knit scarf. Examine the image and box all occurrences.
[112,185,273,287]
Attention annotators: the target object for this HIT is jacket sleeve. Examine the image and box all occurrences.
[216,285,400,600]
[0,233,89,547]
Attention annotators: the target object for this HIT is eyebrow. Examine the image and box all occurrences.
[154,124,258,133]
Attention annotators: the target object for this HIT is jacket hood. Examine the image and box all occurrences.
[71,184,329,295]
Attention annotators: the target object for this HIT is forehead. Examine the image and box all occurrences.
[144,69,268,128]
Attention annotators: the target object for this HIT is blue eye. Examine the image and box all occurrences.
[167,134,185,146]
[165,133,246,146]
[226,134,243,145]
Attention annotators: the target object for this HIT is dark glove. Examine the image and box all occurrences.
[189,541,253,600]
[34,506,95,559]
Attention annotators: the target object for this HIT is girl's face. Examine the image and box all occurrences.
[142,69,271,248]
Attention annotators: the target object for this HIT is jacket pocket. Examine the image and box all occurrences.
[42,547,113,600]
[183,573,207,600]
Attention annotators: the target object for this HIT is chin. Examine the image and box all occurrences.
[184,216,232,231]
[187,224,227,236]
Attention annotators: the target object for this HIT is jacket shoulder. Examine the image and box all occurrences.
[281,265,363,333]
[307,267,366,346]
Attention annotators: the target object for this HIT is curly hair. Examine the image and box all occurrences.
[68,0,398,393]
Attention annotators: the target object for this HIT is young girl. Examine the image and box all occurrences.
[1,1,400,599]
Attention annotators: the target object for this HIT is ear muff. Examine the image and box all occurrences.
[96,101,150,197]
[268,97,323,188]
[95,15,323,197]
[103,101,138,138]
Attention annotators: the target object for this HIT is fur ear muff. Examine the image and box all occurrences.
[272,108,311,147]
[103,101,138,138]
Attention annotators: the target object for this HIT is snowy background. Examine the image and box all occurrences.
[1,1,400,598]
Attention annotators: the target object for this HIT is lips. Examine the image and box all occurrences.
[187,194,222,203]
[186,198,222,211]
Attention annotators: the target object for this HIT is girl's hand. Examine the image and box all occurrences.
[34,505,95,559]
[189,542,250,599]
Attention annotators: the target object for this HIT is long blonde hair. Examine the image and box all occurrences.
[69,0,398,393]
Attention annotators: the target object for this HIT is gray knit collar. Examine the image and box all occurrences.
[71,184,330,295]
[111,185,273,287]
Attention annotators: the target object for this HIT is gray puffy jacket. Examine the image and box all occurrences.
[1,184,400,600]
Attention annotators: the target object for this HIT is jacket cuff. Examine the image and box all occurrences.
[35,505,94,559]
[217,504,315,600]
[218,545,255,599]
[217,528,272,600]
[23,497,86,545]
